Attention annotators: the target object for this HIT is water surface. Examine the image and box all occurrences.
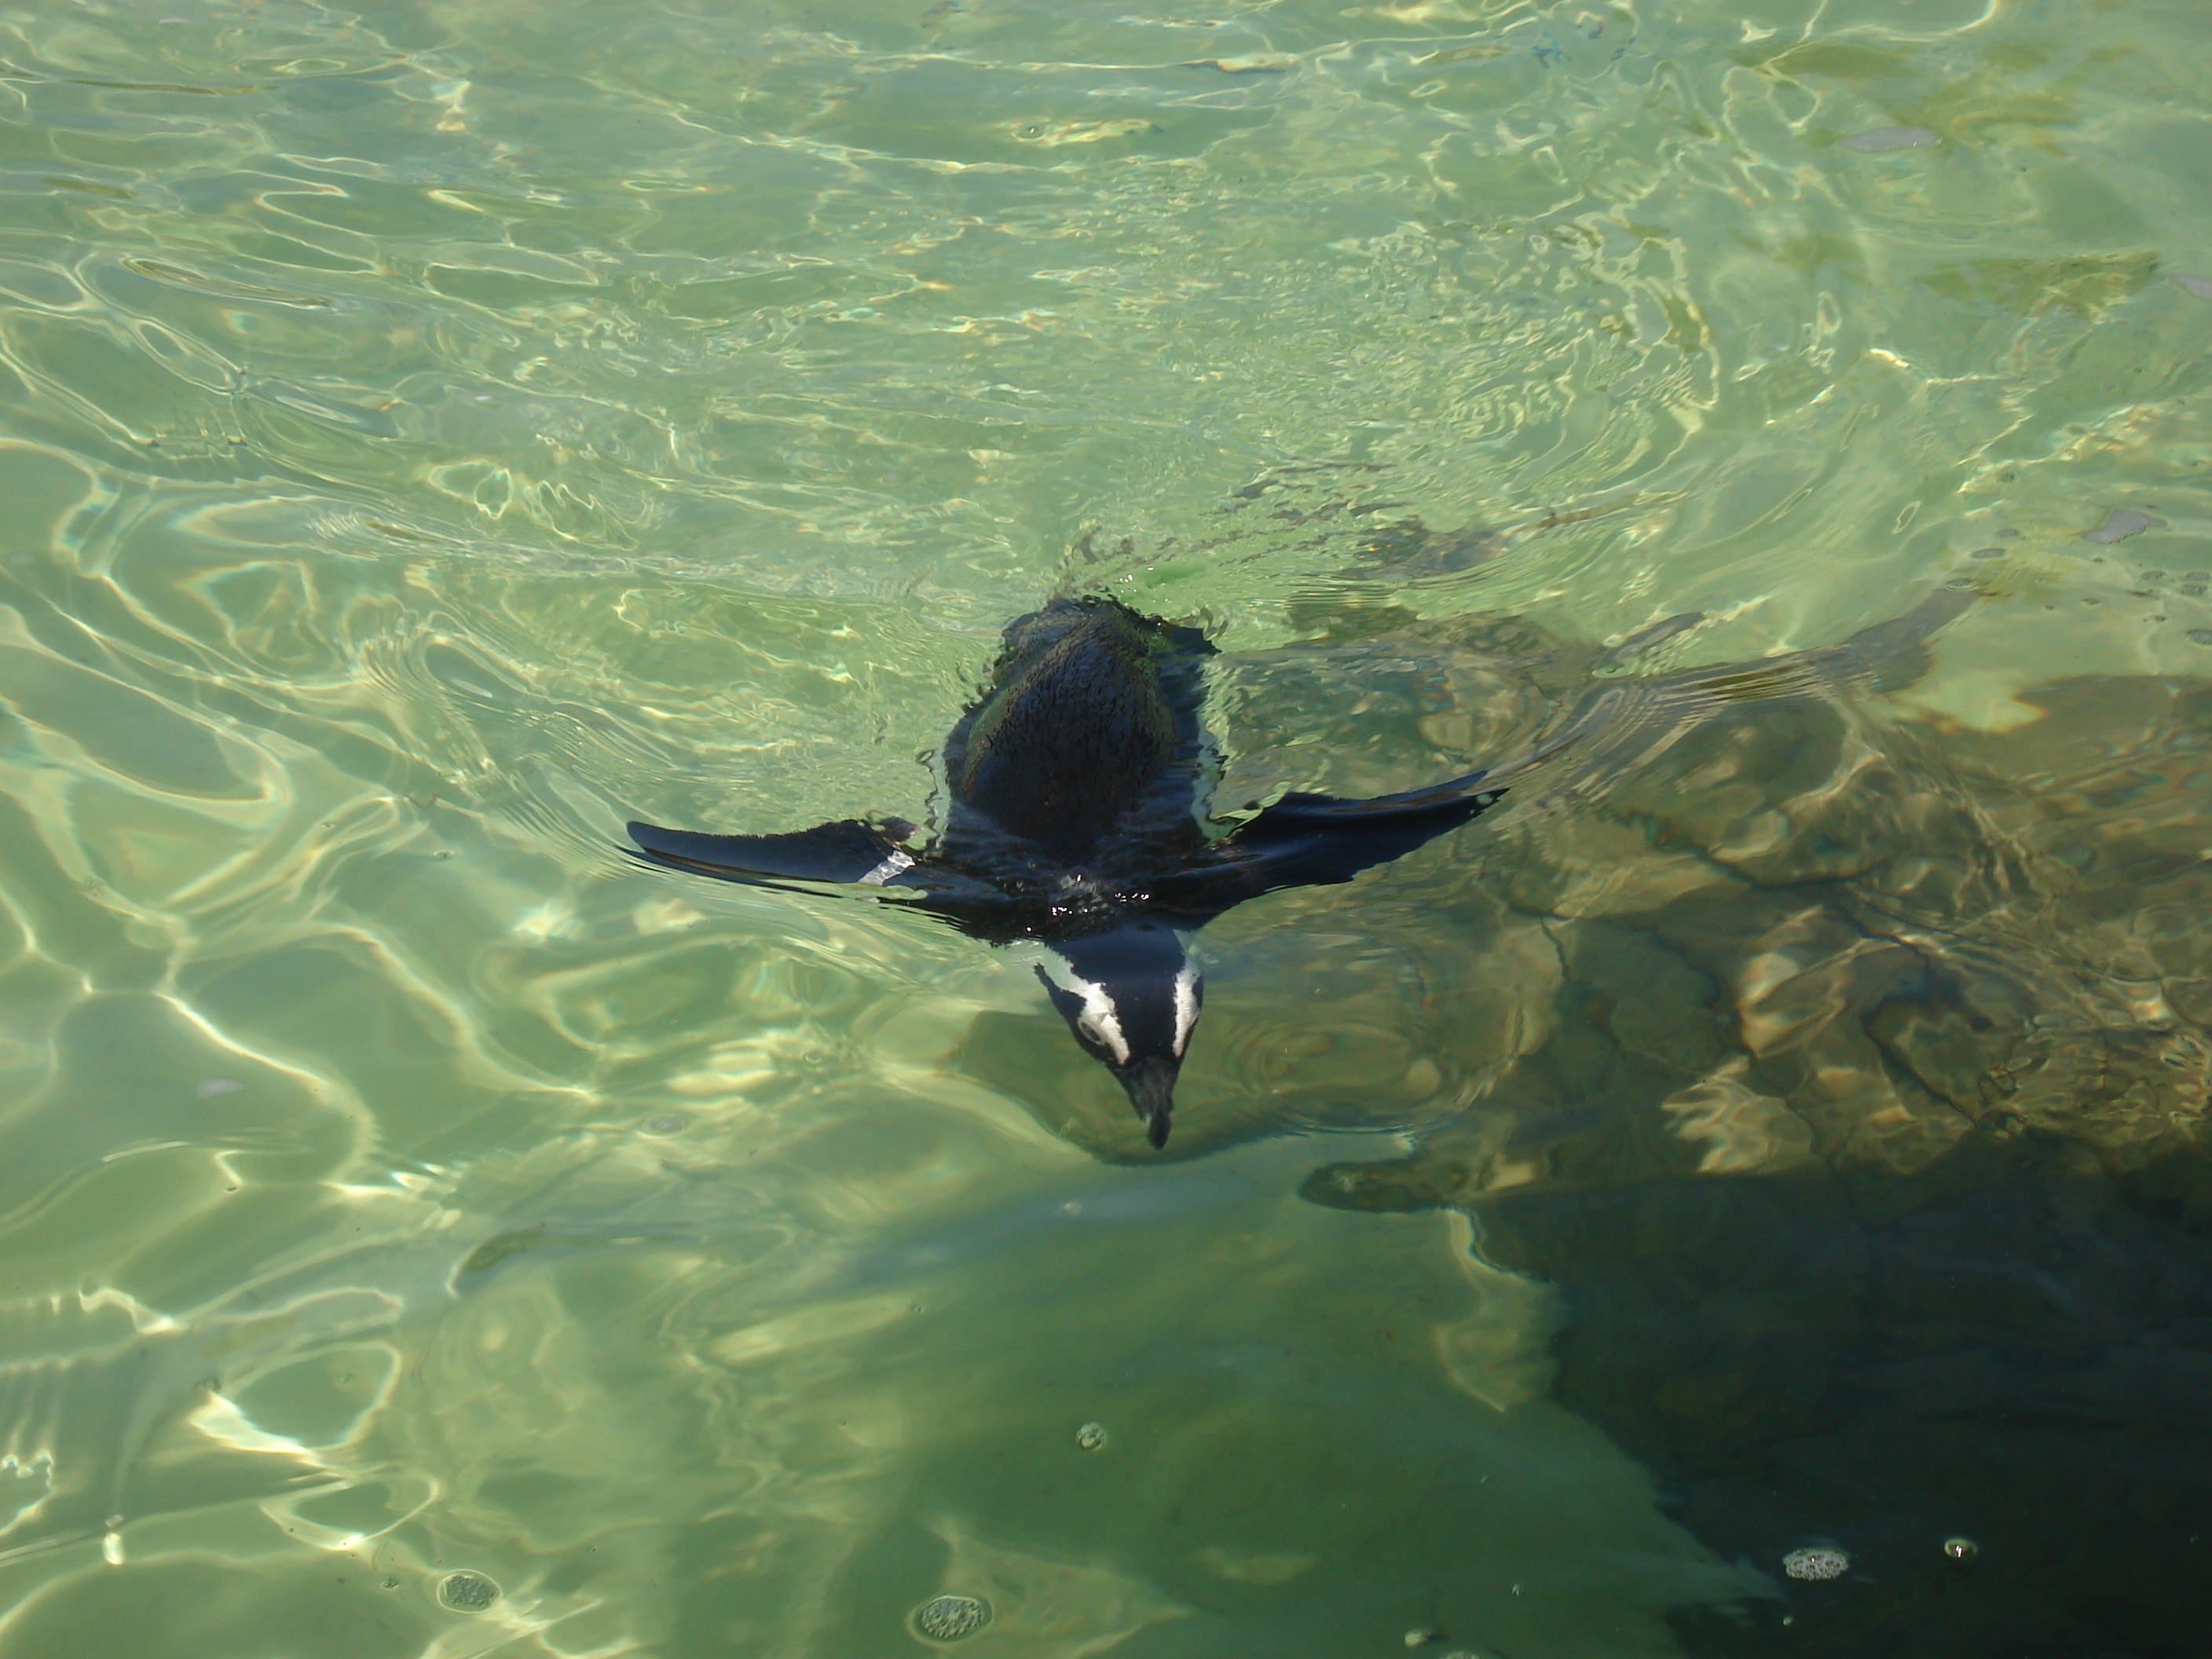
[1,0,2210,1652]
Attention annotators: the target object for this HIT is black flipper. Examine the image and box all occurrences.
[627,818,919,891]
[1153,771,1504,921]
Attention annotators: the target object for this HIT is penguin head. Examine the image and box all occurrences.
[1034,925,1200,1149]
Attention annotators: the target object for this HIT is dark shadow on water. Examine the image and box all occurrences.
[1307,1109,2212,1655]
[1462,1135,2212,1657]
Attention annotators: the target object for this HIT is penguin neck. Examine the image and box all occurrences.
[936,801,1202,891]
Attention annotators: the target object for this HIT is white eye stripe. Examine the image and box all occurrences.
[1171,965,1200,1057]
[1035,948,1084,996]
[1075,988,1130,1064]
[1038,950,1131,1064]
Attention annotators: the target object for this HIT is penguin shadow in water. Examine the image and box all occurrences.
[1514,1140,2212,1659]
[625,582,1976,1160]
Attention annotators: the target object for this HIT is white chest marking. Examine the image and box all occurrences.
[859,849,916,886]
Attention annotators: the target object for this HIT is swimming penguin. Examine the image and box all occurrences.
[625,596,1505,1148]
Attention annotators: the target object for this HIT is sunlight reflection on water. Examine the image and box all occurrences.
[0,0,2207,1652]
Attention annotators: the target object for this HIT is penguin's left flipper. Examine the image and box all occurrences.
[1158,771,1503,919]
[626,818,922,891]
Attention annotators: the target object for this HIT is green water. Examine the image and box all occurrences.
[2,0,2210,1651]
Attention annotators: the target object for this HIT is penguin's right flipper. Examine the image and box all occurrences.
[1152,771,1505,921]
[626,818,921,892]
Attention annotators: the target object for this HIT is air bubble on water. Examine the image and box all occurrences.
[438,1571,499,1611]
[1782,1546,1849,1580]
[912,1594,991,1641]
[1943,1536,1979,1562]
[1075,1421,1108,1450]
[647,1115,683,1133]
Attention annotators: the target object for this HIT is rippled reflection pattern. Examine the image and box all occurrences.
[0,0,2207,1653]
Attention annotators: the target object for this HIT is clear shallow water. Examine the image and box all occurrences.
[1,0,2210,1651]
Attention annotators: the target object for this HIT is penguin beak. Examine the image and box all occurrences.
[1032,928,1196,1149]
[1118,1055,1179,1148]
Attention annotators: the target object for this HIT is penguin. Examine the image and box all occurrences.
[625,595,1506,1148]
